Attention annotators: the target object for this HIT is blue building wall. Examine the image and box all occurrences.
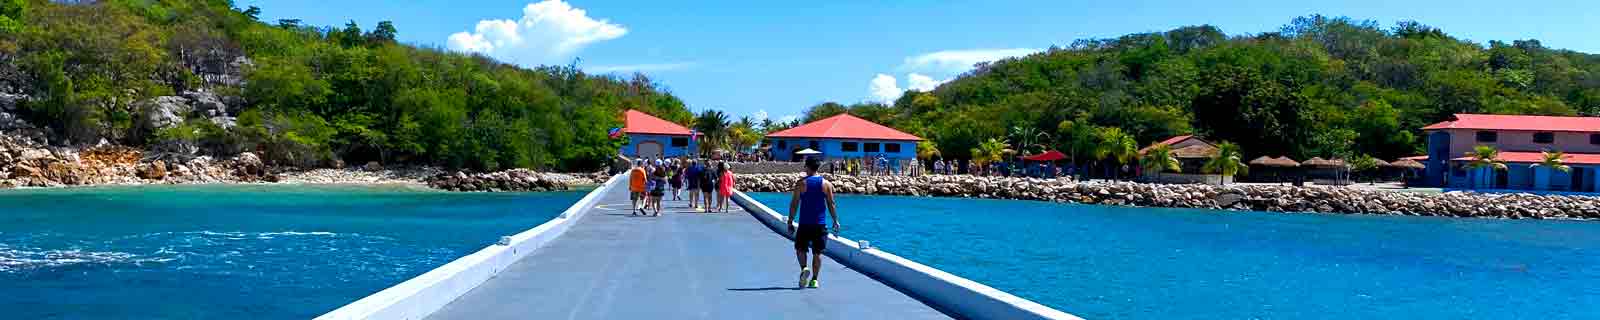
[1424,131,1451,187]
[1458,164,1599,192]
[621,134,697,158]
[766,138,917,162]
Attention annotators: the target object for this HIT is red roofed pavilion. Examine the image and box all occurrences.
[765,114,922,162]
[621,110,697,158]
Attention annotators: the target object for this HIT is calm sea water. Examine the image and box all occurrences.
[750,192,1600,319]
[0,184,585,319]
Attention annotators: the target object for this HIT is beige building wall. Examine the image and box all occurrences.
[1441,129,1600,156]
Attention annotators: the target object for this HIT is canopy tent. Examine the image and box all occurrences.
[1022,150,1067,161]
[795,148,822,155]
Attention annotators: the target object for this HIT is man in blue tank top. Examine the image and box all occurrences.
[787,157,839,289]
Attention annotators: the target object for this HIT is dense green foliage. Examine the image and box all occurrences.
[2,0,691,171]
[803,15,1600,166]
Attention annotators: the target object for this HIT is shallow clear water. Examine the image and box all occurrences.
[0,184,585,319]
[750,192,1600,319]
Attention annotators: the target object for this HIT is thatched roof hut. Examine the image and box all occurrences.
[1387,159,1426,169]
[1302,157,1347,169]
[1250,156,1300,168]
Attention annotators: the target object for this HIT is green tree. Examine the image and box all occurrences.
[1464,145,1507,189]
[1140,144,1181,182]
[0,0,25,33]
[693,110,730,154]
[970,138,1008,168]
[1203,141,1248,184]
[1096,127,1139,180]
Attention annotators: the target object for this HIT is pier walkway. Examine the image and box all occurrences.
[426,183,949,319]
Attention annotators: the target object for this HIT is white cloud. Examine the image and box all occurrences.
[778,114,800,123]
[447,0,627,66]
[751,109,769,121]
[869,74,902,103]
[900,48,1042,74]
[586,62,695,73]
[906,73,948,91]
[867,73,952,103]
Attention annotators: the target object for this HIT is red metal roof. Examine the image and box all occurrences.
[1450,151,1600,165]
[1139,135,1209,154]
[624,110,693,136]
[1022,150,1066,161]
[1422,113,1600,133]
[765,114,922,141]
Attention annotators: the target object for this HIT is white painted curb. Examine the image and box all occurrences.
[733,190,1085,320]
[315,174,625,320]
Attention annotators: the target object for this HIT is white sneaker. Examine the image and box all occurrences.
[798,267,811,288]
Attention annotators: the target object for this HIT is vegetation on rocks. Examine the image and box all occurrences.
[792,15,1600,175]
[0,0,690,172]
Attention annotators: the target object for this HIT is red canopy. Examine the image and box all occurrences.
[1022,150,1066,161]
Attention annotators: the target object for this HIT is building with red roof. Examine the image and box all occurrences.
[765,113,922,162]
[1421,113,1599,192]
[621,110,698,158]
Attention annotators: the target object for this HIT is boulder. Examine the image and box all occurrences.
[136,160,167,180]
[232,152,264,177]
[10,164,38,179]
[139,96,194,130]
[182,91,229,117]
[365,161,382,171]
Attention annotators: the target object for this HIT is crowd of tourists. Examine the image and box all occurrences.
[627,157,738,216]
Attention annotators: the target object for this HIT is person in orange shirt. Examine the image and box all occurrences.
[629,160,648,215]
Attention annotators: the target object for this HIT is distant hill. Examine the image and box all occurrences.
[0,0,693,171]
[803,15,1600,163]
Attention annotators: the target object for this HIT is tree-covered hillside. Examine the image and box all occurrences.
[802,15,1600,165]
[0,0,693,171]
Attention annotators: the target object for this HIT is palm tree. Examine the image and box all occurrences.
[1095,128,1138,181]
[1465,145,1507,189]
[693,110,730,155]
[970,138,1008,170]
[1203,141,1248,185]
[917,140,941,160]
[1530,149,1570,190]
[1009,125,1050,156]
[1140,144,1181,183]
[1350,155,1378,185]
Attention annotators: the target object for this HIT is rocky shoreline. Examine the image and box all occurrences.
[0,133,605,191]
[735,173,1600,220]
[425,169,607,192]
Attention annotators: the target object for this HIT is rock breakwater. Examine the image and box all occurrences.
[425,169,603,192]
[735,173,1600,220]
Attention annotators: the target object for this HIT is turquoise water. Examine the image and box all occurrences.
[750,193,1600,319]
[0,184,585,319]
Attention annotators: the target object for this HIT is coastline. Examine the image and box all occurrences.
[0,136,604,191]
[736,173,1600,220]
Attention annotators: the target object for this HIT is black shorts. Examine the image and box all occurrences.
[794,224,828,253]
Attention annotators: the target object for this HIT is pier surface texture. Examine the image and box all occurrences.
[426,182,950,320]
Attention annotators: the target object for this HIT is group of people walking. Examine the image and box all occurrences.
[628,157,737,216]
[625,156,842,290]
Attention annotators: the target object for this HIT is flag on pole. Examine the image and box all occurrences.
[608,127,623,139]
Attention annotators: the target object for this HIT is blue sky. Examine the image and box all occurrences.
[240,0,1597,123]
